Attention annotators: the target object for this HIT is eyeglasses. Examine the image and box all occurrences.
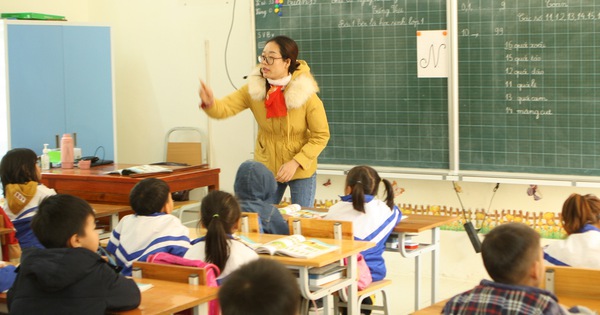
[258,55,283,65]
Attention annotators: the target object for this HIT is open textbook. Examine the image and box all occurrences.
[238,234,338,259]
[106,165,173,176]
[278,204,326,218]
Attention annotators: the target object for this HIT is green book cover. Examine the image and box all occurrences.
[1,12,66,21]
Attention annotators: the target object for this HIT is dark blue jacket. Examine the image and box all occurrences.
[234,160,289,235]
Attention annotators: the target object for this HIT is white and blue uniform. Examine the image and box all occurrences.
[325,195,402,281]
[543,224,600,269]
[2,184,56,249]
[185,236,259,281]
[107,213,191,275]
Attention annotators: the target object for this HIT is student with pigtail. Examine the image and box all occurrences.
[184,190,258,280]
[543,193,600,268]
[325,165,402,281]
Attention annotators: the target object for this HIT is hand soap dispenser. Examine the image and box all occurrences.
[41,144,50,170]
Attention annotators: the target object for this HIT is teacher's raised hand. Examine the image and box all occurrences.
[198,80,215,109]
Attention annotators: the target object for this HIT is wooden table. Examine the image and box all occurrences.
[240,232,374,315]
[412,296,600,314]
[109,278,218,315]
[41,164,220,204]
[386,215,459,311]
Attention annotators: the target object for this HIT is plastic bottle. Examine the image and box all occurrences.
[40,144,50,170]
[61,134,74,169]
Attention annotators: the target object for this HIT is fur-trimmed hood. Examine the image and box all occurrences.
[247,60,319,110]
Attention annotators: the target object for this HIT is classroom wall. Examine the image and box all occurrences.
[1,0,256,192]
[3,0,598,284]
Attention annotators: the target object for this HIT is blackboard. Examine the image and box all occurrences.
[254,0,600,178]
[254,0,449,169]
[458,0,600,176]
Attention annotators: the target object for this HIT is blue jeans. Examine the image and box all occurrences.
[272,173,317,207]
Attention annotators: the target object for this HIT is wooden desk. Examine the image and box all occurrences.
[110,278,218,315]
[41,164,220,204]
[411,299,446,315]
[386,215,458,311]
[412,296,600,314]
[240,232,374,315]
[90,203,132,239]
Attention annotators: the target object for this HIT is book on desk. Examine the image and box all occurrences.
[237,234,339,259]
[105,165,173,176]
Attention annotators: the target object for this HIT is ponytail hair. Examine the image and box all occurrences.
[561,193,600,235]
[200,190,241,272]
[381,178,395,210]
[345,165,395,213]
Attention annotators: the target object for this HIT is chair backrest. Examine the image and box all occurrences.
[288,217,353,240]
[544,266,600,300]
[188,212,260,238]
[241,212,261,233]
[165,127,203,166]
[132,260,207,285]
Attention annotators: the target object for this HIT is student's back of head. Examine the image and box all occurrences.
[129,178,172,215]
[345,165,395,213]
[482,222,542,286]
[32,194,95,249]
[561,193,600,235]
[0,148,40,197]
[200,190,241,272]
[219,258,300,315]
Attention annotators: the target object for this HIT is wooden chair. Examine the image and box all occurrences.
[132,260,216,315]
[163,127,205,225]
[288,218,391,315]
[240,212,261,233]
[543,266,600,300]
[288,217,354,240]
[132,260,207,285]
[188,212,261,239]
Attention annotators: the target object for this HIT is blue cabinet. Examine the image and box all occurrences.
[0,21,115,160]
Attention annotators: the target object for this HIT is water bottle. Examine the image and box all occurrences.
[61,134,74,169]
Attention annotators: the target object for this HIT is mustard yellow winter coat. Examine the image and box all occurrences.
[204,60,330,180]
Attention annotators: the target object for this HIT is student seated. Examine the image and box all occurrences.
[443,223,569,315]
[544,193,600,268]
[7,194,140,314]
[325,165,402,281]
[219,258,300,315]
[107,178,191,275]
[0,148,56,250]
[185,190,259,281]
[324,165,401,314]
[234,160,289,234]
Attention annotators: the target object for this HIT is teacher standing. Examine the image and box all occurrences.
[199,35,330,207]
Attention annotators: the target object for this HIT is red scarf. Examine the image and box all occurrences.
[265,85,287,118]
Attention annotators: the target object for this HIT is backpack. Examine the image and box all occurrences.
[146,252,220,315]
